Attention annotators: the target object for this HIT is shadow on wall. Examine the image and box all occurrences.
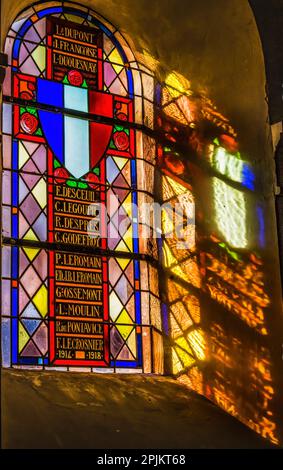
[153,69,280,446]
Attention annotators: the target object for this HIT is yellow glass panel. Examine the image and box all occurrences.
[116,309,133,340]
[31,45,46,72]
[109,291,123,321]
[108,48,123,74]
[19,322,30,353]
[122,193,132,217]
[115,239,130,253]
[116,257,130,270]
[113,157,128,170]
[32,285,48,318]
[32,178,46,209]
[22,246,40,262]
[19,142,30,168]
[23,228,39,242]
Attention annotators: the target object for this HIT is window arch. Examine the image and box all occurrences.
[1,1,163,372]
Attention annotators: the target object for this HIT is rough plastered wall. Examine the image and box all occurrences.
[1,0,283,445]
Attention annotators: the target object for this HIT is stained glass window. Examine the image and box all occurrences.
[1,2,162,372]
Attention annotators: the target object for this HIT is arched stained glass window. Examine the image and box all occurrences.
[1,2,163,372]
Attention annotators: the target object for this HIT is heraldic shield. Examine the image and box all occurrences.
[37,78,114,178]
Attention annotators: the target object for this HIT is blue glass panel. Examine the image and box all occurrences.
[12,171,18,207]
[19,357,39,364]
[37,7,63,19]
[135,290,141,324]
[137,333,142,366]
[89,16,111,35]
[13,38,21,59]
[12,214,18,238]
[37,81,63,165]
[22,319,41,335]
[64,8,87,20]
[38,110,64,163]
[126,69,133,98]
[11,247,18,279]
[12,318,18,363]
[113,360,137,367]
[18,19,32,37]
[134,259,140,280]
[37,78,63,107]
[130,159,137,187]
[161,302,169,335]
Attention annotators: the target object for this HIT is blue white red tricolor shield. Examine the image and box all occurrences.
[37,78,113,177]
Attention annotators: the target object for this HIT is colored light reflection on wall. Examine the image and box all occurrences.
[158,62,279,445]
[209,145,255,190]
[203,251,270,334]
[212,177,247,249]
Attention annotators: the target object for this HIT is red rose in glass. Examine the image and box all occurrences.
[113,131,129,151]
[54,167,69,184]
[20,91,33,100]
[164,155,185,176]
[116,112,127,121]
[68,70,83,87]
[20,112,38,134]
[86,172,100,189]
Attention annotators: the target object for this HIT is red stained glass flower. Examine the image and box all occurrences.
[54,167,69,184]
[164,155,185,175]
[113,131,129,151]
[68,70,83,87]
[116,112,127,121]
[20,91,33,100]
[86,172,100,189]
[20,112,38,134]
[219,134,238,153]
